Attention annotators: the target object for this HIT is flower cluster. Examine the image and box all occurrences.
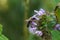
[32,8,45,20]
[28,26,43,36]
[27,8,45,36]
[26,8,46,22]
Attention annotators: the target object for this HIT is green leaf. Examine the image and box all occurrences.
[51,30,60,40]
[0,35,8,40]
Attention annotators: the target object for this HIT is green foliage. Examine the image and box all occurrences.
[51,30,60,40]
[55,8,60,23]
[38,12,56,30]
[47,13,56,30]
[28,34,42,40]
[0,35,8,40]
[0,24,3,34]
[0,24,8,40]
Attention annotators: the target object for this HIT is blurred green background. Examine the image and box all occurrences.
[0,0,60,40]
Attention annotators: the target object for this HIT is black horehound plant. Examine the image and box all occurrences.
[26,8,56,40]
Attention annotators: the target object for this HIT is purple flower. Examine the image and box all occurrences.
[39,9,45,15]
[34,8,45,16]
[39,11,44,15]
[39,8,45,13]
[35,31,43,36]
[28,27,37,34]
[32,22,37,26]
[55,24,60,27]
[54,24,60,30]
